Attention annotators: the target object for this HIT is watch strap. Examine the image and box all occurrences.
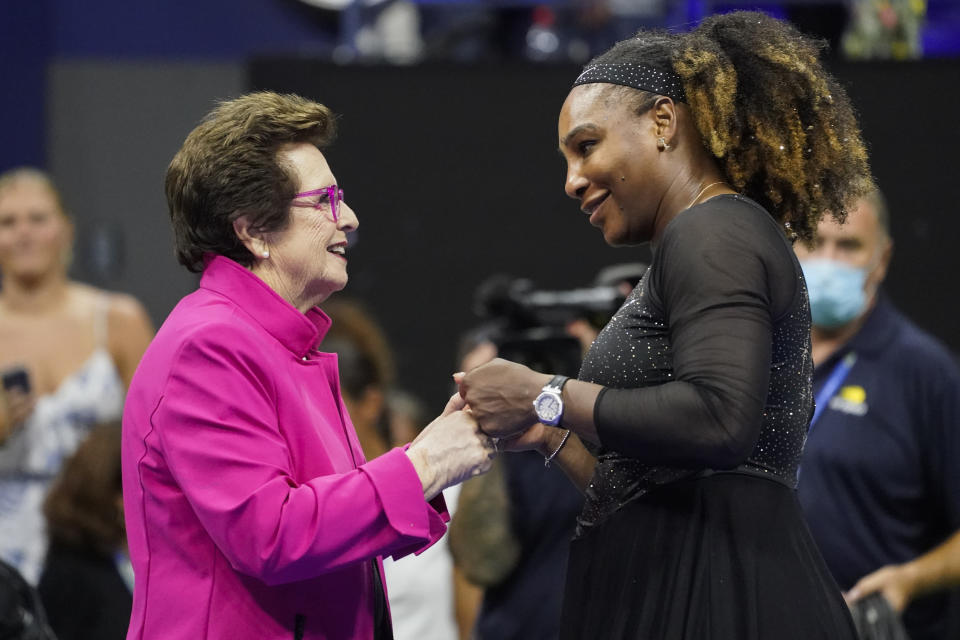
[545,375,570,392]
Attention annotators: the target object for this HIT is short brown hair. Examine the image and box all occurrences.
[43,423,124,555]
[165,92,337,272]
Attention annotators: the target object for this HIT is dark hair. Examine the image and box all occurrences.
[165,92,337,272]
[586,12,873,242]
[386,390,429,436]
[43,423,124,555]
[322,298,396,397]
[322,299,396,447]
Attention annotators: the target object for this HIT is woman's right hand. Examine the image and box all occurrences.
[405,401,497,501]
[0,388,35,444]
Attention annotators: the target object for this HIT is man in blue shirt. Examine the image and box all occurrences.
[795,190,960,640]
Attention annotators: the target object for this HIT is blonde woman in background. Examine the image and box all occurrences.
[0,168,154,584]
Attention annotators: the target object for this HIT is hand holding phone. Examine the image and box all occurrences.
[2,367,31,394]
[1,366,35,442]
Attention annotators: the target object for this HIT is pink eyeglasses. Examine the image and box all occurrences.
[290,185,344,223]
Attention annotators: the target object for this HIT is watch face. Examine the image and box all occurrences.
[536,393,561,422]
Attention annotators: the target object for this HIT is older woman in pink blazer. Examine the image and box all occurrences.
[121,92,495,640]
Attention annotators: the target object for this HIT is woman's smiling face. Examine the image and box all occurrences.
[558,84,666,247]
[0,176,73,283]
[261,143,359,308]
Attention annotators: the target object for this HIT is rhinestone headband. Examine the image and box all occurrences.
[573,63,686,103]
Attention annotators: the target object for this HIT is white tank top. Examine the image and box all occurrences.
[0,294,125,584]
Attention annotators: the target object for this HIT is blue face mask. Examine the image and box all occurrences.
[801,259,868,329]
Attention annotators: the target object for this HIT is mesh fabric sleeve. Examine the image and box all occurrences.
[594,201,798,468]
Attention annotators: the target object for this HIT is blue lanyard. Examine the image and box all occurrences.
[809,351,857,433]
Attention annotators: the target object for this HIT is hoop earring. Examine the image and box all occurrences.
[657,137,670,151]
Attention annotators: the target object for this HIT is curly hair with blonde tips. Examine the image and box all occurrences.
[166,92,337,272]
[585,12,873,242]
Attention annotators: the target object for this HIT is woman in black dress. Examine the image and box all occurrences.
[457,12,872,640]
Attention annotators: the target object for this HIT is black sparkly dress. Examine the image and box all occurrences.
[560,195,857,640]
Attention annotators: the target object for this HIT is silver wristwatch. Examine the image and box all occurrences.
[533,375,569,427]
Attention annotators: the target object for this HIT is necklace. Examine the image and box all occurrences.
[686,181,727,210]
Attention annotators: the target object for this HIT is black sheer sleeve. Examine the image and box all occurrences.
[594,198,798,468]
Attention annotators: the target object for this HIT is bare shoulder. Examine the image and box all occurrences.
[69,283,151,328]
[105,293,155,364]
[96,289,154,386]
[106,291,152,326]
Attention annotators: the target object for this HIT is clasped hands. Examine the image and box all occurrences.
[454,358,554,454]
[406,358,560,499]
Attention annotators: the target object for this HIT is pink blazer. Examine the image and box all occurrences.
[122,256,447,639]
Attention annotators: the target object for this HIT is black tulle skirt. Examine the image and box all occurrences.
[560,473,858,640]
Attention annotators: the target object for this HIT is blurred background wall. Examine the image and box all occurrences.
[2,0,958,406]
